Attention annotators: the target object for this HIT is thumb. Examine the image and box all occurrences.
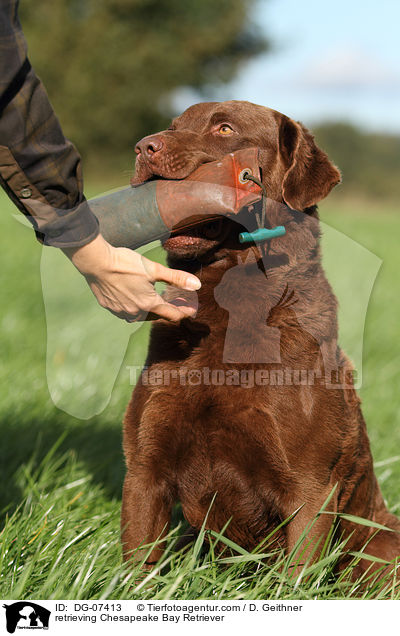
[142,258,201,291]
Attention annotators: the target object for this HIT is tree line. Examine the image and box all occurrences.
[20,0,266,160]
[314,122,400,202]
[20,1,398,201]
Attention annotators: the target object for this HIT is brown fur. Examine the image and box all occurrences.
[122,101,400,577]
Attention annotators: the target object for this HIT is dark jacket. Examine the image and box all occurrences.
[0,0,99,247]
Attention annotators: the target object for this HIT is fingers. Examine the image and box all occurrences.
[108,309,148,322]
[146,303,196,322]
[86,249,201,323]
[143,259,201,291]
[108,300,196,324]
[92,282,197,323]
[119,305,195,323]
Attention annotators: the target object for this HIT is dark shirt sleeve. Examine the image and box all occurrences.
[0,0,99,247]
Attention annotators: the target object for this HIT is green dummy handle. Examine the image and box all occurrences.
[89,183,169,250]
[238,226,286,243]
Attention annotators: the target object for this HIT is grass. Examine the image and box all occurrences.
[0,189,400,599]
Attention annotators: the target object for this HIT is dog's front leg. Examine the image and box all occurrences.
[121,469,173,568]
[283,484,338,573]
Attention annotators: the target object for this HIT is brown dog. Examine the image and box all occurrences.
[122,101,400,577]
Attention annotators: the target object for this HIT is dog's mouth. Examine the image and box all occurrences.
[199,218,225,240]
[162,217,228,254]
[131,150,213,185]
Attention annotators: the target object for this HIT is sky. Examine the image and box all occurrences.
[175,0,400,133]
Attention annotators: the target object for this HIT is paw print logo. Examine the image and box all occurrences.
[187,369,202,385]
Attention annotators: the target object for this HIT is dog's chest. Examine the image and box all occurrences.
[142,374,297,496]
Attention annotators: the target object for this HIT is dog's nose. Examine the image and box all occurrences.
[135,135,164,160]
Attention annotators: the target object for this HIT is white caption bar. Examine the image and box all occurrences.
[1,599,396,635]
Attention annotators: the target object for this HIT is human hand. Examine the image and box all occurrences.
[63,234,200,322]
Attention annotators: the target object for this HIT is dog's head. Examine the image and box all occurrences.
[133,101,340,264]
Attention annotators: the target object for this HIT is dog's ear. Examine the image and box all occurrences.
[279,116,341,210]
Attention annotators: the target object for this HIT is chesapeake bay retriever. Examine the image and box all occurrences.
[122,100,400,577]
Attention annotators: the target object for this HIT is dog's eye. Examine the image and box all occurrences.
[218,124,234,135]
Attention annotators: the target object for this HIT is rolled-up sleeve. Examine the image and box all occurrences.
[0,0,99,247]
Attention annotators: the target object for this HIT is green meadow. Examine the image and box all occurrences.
[1,188,400,600]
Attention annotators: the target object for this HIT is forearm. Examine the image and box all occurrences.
[0,0,99,247]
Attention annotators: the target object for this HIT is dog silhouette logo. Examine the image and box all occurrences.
[3,602,50,633]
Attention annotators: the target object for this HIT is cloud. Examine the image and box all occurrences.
[300,45,400,90]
